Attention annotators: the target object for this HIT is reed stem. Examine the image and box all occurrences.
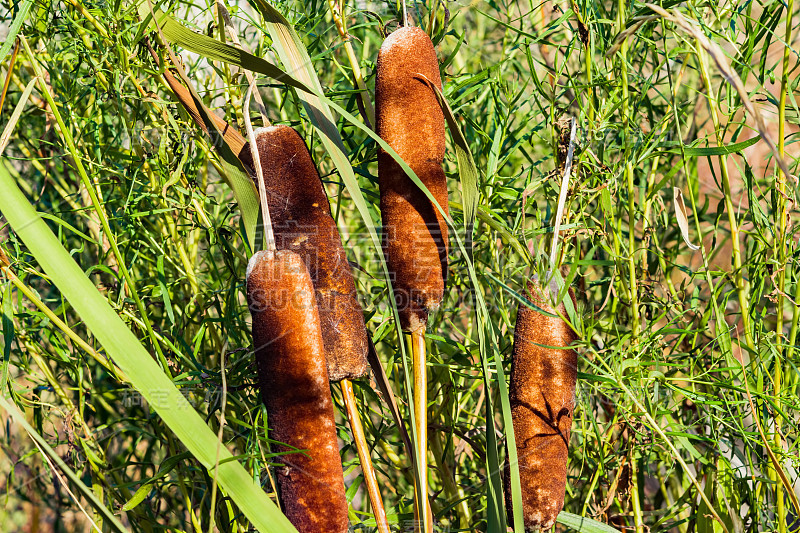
[341,379,391,533]
[243,80,276,253]
[411,328,429,533]
[617,0,640,339]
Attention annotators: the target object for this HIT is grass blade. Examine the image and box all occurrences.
[422,77,480,248]
[0,0,33,63]
[138,3,310,93]
[0,77,36,156]
[557,511,623,533]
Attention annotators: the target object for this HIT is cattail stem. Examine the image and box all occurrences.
[340,380,391,533]
[411,328,429,533]
[243,80,275,252]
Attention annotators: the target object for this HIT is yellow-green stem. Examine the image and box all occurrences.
[696,43,755,354]
[0,264,122,378]
[618,0,640,339]
[341,379,391,533]
[773,2,793,529]
[630,449,644,533]
[429,393,472,529]
[583,6,594,125]
[411,329,429,533]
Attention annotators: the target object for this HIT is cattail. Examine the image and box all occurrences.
[376,26,449,333]
[169,71,368,381]
[241,124,391,532]
[239,126,369,381]
[505,279,577,530]
[247,249,349,533]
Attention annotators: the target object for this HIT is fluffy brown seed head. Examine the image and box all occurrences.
[246,250,349,533]
[239,126,369,381]
[505,281,577,530]
[376,26,449,333]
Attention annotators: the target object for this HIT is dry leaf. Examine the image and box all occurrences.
[673,187,700,251]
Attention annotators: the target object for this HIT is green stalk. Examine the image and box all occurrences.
[773,1,793,529]
[579,411,620,517]
[20,36,172,375]
[216,2,239,130]
[660,29,735,533]
[641,155,660,271]
[583,4,594,125]
[617,0,640,339]
[661,45,728,360]
[629,449,644,532]
[695,43,755,354]
[65,0,109,39]
[430,430,471,529]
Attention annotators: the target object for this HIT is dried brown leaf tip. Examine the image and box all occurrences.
[505,280,577,530]
[246,249,349,533]
[376,26,449,332]
[239,126,369,381]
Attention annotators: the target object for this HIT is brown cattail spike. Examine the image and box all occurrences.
[376,26,449,333]
[239,126,369,381]
[247,249,349,533]
[506,280,577,530]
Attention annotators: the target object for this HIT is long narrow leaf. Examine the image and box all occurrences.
[138,3,310,93]
[0,0,33,63]
[557,511,622,533]
[0,77,37,155]
[422,77,479,248]
[0,162,297,533]
[162,69,247,155]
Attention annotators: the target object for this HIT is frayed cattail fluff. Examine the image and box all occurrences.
[246,249,349,533]
[376,26,449,333]
[505,280,577,530]
[239,126,369,381]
